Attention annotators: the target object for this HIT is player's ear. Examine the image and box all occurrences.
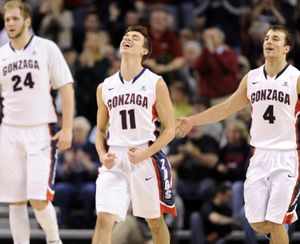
[284,45,290,54]
[25,18,31,28]
[142,48,149,55]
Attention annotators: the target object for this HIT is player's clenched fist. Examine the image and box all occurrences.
[128,147,149,164]
[99,152,117,169]
[52,128,72,150]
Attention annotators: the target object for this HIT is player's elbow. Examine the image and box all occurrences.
[166,124,176,142]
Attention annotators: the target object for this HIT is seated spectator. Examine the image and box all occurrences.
[252,0,286,25]
[190,183,239,244]
[193,0,244,50]
[54,116,99,228]
[180,40,202,99]
[235,104,252,131]
[191,97,223,143]
[74,30,110,126]
[143,8,185,85]
[194,26,239,106]
[216,120,250,183]
[216,120,251,219]
[168,125,219,206]
[169,81,193,121]
[39,0,74,49]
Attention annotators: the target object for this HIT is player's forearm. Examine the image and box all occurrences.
[147,125,175,157]
[190,102,232,126]
[95,129,107,156]
[60,83,74,130]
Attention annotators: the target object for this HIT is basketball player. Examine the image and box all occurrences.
[0,1,74,244]
[177,25,299,244]
[92,25,176,244]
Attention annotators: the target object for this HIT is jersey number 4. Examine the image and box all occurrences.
[12,72,34,92]
[120,109,136,129]
[263,105,276,124]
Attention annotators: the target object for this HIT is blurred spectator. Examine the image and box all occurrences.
[62,46,78,76]
[54,116,99,228]
[103,43,121,77]
[193,0,245,50]
[237,55,251,80]
[235,105,252,131]
[97,0,135,29]
[194,27,239,105]
[180,40,201,99]
[74,30,111,126]
[168,125,219,212]
[192,98,223,143]
[216,120,250,183]
[179,27,195,46]
[247,21,269,68]
[72,8,101,53]
[169,81,193,121]
[190,183,238,244]
[252,0,286,25]
[216,120,251,219]
[108,9,140,48]
[39,0,74,49]
[144,8,185,85]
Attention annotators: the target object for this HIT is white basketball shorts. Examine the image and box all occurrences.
[244,148,300,224]
[0,123,58,202]
[95,145,177,222]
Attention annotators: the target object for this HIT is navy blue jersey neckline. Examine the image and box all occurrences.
[119,68,146,84]
[263,63,289,80]
[9,35,34,52]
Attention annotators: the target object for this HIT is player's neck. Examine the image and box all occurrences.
[264,58,287,78]
[120,58,144,81]
[10,30,31,50]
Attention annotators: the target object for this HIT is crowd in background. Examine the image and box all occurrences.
[0,0,300,242]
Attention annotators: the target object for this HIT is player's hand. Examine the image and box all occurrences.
[176,117,193,137]
[52,128,72,150]
[100,152,117,169]
[128,147,149,164]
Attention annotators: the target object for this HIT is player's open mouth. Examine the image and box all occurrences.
[123,42,132,48]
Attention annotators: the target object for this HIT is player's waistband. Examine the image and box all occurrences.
[109,142,150,151]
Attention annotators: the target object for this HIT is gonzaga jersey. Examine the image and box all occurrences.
[102,68,160,147]
[0,36,73,126]
[247,64,300,149]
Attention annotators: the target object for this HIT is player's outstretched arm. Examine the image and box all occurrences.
[53,83,74,150]
[177,75,250,137]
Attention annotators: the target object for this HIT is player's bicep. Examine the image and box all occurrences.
[96,84,109,132]
[155,78,175,129]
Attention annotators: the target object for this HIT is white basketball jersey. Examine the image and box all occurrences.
[102,68,160,147]
[247,64,300,149]
[0,36,73,126]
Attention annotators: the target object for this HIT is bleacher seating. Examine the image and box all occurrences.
[2,203,300,243]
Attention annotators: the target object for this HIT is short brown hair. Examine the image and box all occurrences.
[3,0,31,21]
[268,25,295,51]
[125,25,152,62]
